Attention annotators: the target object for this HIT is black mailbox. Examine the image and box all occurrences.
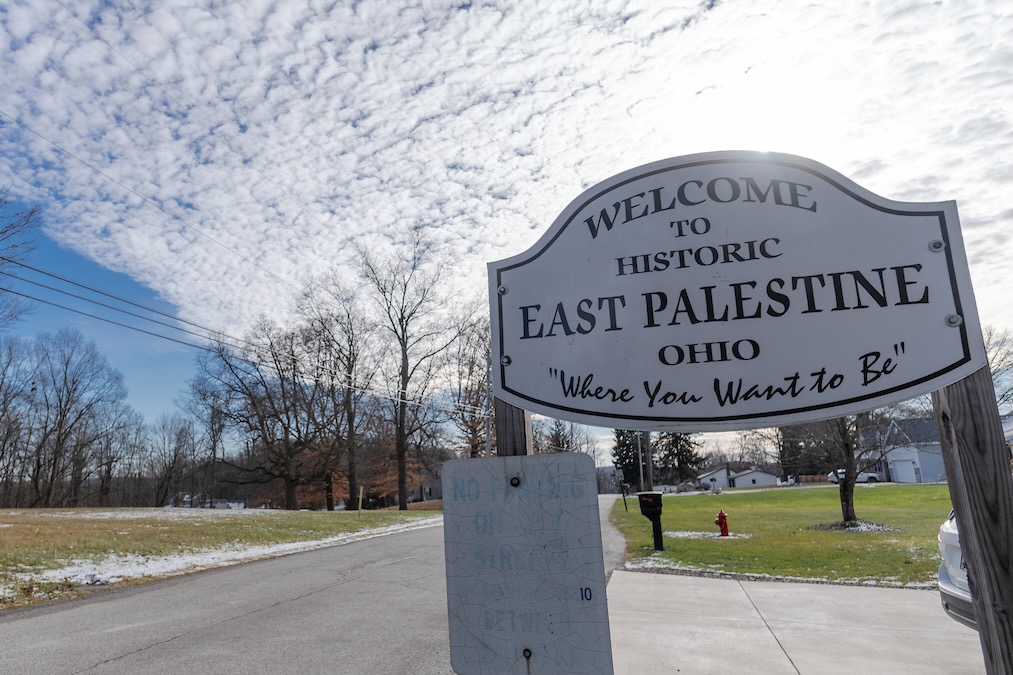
[636,491,664,551]
[637,491,663,517]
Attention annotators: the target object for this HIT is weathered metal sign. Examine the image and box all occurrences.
[443,453,613,674]
[488,151,985,431]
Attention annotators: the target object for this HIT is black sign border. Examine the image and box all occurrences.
[492,152,974,427]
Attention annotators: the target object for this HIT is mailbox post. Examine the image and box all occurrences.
[636,491,664,551]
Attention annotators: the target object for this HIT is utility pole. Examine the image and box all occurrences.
[636,433,644,492]
[641,431,654,491]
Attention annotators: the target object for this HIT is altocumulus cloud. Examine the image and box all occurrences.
[0,0,1011,333]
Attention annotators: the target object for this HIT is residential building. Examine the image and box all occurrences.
[729,467,779,488]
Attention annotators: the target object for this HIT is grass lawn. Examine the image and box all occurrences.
[1,486,953,609]
[0,507,438,608]
[611,483,952,586]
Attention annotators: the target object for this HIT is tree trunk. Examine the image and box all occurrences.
[98,460,112,507]
[209,438,217,507]
[837,416,859,523]
[396,398,408,510]
[838,479,857,522]
[325,474,334,511]
[345,382,359,510]
[396,342,410,510]
[347,444,359,511]
[285,476,299,510]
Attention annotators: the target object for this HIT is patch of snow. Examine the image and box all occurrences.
[624,554,936,589]
[663,530,752,540]
[809,520,898,532]
[846,521,896,532]
[38,509,271,521]
[4,516,442,593]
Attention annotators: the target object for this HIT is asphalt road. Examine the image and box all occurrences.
[0,497,625,675]
[0,524,456,675]
[1,497,985,674]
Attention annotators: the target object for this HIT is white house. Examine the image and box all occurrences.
[729,468,779,488]
[880,415,1013,483]
[882,419,946,483]
[697,465,732,490]
[696,465,779,489]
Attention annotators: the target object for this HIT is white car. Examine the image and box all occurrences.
[937,509,976,630]
[827,469,881,483]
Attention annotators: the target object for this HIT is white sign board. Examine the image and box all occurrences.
[489,151,986,431]
[442,454,613,674]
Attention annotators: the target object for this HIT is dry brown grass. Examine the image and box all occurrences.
[0,508,437,609]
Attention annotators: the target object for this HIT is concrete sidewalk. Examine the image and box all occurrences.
[606,571,985,675]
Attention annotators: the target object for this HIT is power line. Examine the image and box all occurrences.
[2,285,219,353]
[1,273,488,419]
[0,268,241,348]
[0,254,255,348]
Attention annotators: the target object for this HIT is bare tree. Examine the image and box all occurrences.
[983,324,1013,411]
[0,337,36,506]
[357,232,462,509]
[94,408,145,507]
[734,428,782,471]
[299,272,379,510]
[446,314,491,458]
[27,329,127,507]
[533,418,600,464]
[184,371,230,507]
[782,411,896,523]
[149,413,193,506]
[0,187,40,331]
[201,320,341,510]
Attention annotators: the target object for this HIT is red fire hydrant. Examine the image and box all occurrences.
[715,510,729,537]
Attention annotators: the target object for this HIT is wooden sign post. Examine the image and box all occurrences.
[933,366,1013,674]
[494,397,532,457]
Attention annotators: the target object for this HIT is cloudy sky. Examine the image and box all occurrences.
[1,0,1012,422]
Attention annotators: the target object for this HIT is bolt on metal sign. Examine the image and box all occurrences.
[488,151,985,431]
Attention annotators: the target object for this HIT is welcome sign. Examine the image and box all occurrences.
[488,151,986,431]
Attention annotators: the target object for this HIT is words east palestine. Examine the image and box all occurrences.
[518,264,929,339]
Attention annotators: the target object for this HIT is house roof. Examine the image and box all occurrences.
[887,418,940,446]
[696,466,728,480]
[730,468,778,479]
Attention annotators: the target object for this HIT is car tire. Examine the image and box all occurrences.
[867,477,878,483]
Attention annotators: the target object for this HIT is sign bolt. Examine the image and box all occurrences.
[928,239,947,253]
[510,476,521,487]
[501,355,512,366]
[945,314,963,327]
[497,285,508,295]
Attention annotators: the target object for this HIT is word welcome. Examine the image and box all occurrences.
[584,175,818,239]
